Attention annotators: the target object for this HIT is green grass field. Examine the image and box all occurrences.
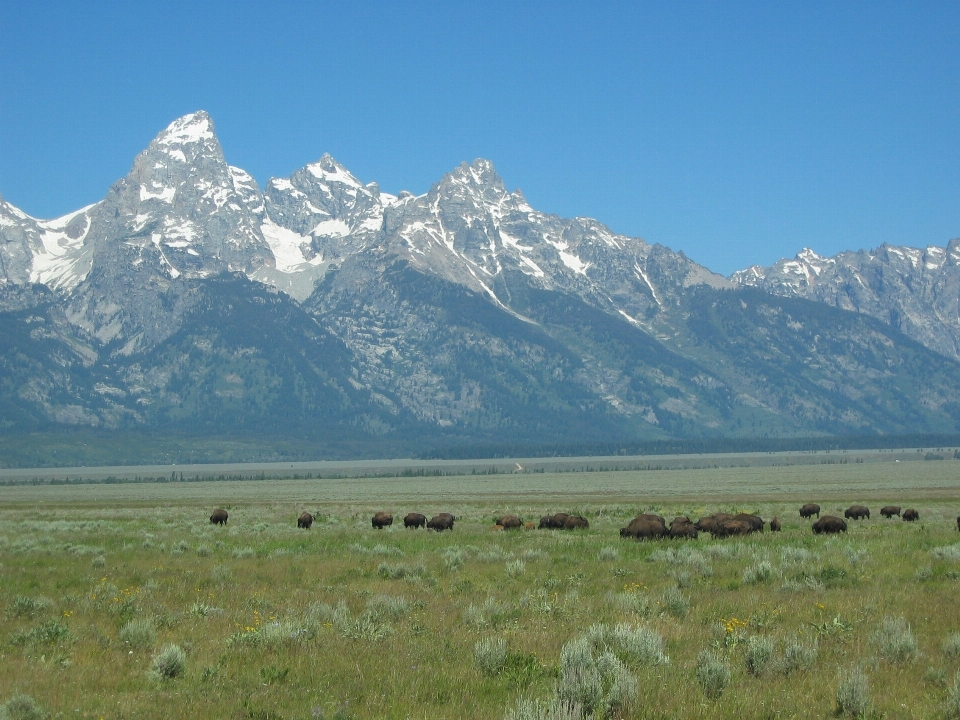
[2,461,960,719]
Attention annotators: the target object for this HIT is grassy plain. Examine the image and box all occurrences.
[2,460,960,719]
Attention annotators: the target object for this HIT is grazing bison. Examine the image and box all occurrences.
[845,505,870,520]
[372,512,394,529]
[620,517,666,540]
[563,515,589,530]
[812,515,847,534]
[538,512,573,529]
[668,518,698,539]
[902,508,919,522]
[297,511,314,529]
[734,513,765,533]
[717,519,753,537]
[694,516,721,534]
[209,509,229,525]
[769,517,782,532]
[403,513,426,529]
[799,504,820,519]
[880,506,901,519]
[957,516,960,532]
[498,515,523,530]
[427,513,455,532]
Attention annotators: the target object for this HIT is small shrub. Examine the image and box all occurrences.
[442,547,466,571]
[660,587,689,618]
[195,545,212,557]
[943,632,960,658]
[365,595,410,620]
[932,544,960,562]
[376,562,426,580]
[945,669,960,719]
[119,618,155,649]
[780,546,817,564]
[745,635,775,676]
[91,555,106,569]
[778,638,818,674]
[870,617,919,664]
[210,565,233,584]
[742,560,774,585]
[190,603,222,618]
[503,697,583,720]
[843,547,868,565]
[0,694,48,720]
[836,666,870,717]
[232,547,254,559]
[9,596,53,618]
[521,549,545,562]
[612,590,651,617]
[598,547,620,562]
[696,650,730,699]
[915,565,934,582]
[474,637,508,676]
[150,643,186,680]
[557,636,637,718]
[506,559,526,578]
[464,598,513,629]
[585,623,669,665]
[171,540,189,555]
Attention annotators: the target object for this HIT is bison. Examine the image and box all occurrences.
[844,505,870,520]
[957,516,960,532]
[734,513,765,532]
[668,518,698,539]
[769,516,782,532]
[799,504,820,519]
[209,509,229,525]
[812,515,847,534]
[524,522,536,530]
[563,515,589,530]
[403,513,426,529]
[372,512,394,529]
[880,506,901,519]
[297,511,314,529]
[694,516,721,534]
[902,508,919,522]
[620,517,666,540]
[498,515,523,530]
[427,513,455,532]
[716,519,753,537]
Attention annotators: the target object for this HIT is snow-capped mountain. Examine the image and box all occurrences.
[2,110,960,456]
[732,242,960,361]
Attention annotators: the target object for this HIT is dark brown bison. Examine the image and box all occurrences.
[372,512,394,529]
[297,511,314,529]
[956,516,959,532]
[538,512,571,529]
[209,509,229,525]
[620,517,666,540]
[799,504,820,519]
[902,508,919,522]
[427,513,455,531]
[845,505,870,520]
[498,515,523,530]
[668,518,698,539]
[812,515,847,534]
[403,513,426,529]
[769,517,782,532]
[880,506,901,519]
[563,515,589,530]
[694,516,721,534]
[717,519,753,537]
[734,513,765,532]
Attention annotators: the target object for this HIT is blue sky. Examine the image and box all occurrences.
[1,1,957,275]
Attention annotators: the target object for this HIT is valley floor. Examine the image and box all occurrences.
[2,462,960,719]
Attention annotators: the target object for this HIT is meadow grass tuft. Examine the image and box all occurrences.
[119,618,155,649]
[836,666,870,717]
[557,636,637,719]
[0,694,48,720]
[871,616,920,664]
[150,643,186,680]
[696,650,730,699]
[503,697,583,720]
[474,637,508,676]
[660,586,689,618]
[745,634,775,676]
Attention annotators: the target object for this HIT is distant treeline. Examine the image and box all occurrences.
[418,433,960,460]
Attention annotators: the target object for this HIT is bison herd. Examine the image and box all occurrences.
[206,503,952,537]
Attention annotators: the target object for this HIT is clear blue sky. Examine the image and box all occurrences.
[1,1,958,275]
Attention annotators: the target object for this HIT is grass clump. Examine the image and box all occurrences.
[0,694,48,720]
[584,623,669,665]
[556,636,637,718]
[943,632,960,658]
[742,560,774,585]
[376,562,425,580]
[149,643,186,680]
[870,616,919,664]
[503,697,583,720]
[660,587,689,618]
[597,547,619,562]
[836,666,870,717]
[119,618,155,649]
[745,634,775,676]
[505,559,526,578]
[365,595,410,620]
[9,596,52,618]
[696,650,730,699]
[474,636,508,676]
[777,638,818,675]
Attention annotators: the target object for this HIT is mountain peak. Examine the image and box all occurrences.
[302,154,362,188]
[156,111,216,147]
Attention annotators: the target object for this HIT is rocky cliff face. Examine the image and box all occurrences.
[732,243,960,361]
[1,110,959,447]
